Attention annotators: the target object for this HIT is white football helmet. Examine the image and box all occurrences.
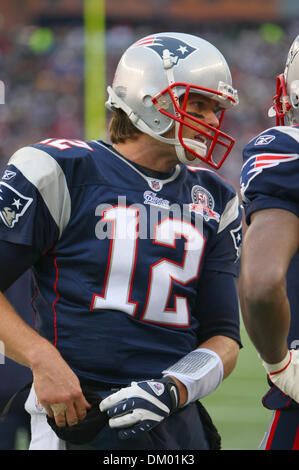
[106,32,239,168]
[268,35,299,125]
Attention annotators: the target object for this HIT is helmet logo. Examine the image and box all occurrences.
[133,36,196,65]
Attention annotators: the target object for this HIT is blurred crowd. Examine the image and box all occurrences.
[1,20,299,188]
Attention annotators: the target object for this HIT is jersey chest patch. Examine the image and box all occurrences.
[189,185,220,222]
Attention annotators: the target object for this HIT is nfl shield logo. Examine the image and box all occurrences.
[0,182,33,228]
[148,381,165,396]
[148,179,163,191]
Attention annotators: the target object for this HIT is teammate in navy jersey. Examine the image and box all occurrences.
[240,35,299,450]
[0,32,242,450]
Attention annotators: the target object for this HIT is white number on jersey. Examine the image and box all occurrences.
[91,207,205,327]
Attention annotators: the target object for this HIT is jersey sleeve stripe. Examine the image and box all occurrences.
[277,126,299,143]
[8,147,71,238]
[217,194,239,234]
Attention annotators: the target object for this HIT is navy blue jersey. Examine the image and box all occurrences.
[241,125,299,410]
[0,138,241,386]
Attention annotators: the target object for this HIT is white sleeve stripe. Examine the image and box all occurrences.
[276,126,299,143]
[9,147,71,238]
[217,194,239,234]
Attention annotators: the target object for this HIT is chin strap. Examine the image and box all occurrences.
[176,138,207,165]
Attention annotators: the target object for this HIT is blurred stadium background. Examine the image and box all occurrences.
[0,0,298,450]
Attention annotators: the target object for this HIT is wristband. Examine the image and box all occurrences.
[262,350,292,375]
[162,348,223,405]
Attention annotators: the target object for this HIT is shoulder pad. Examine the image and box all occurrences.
[7,146,71,237]
[243,126,299,163]
[186,165,236,195]
[32,138,95,160]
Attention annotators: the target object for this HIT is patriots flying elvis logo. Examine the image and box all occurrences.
[240,153,299,201]
[133,36,196,64]
[0,182,33,228]
[230,223,242,262]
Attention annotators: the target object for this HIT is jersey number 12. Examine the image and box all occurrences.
[91,206,205,327]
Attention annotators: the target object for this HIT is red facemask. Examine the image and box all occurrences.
[152,83,237,169]
[271,73,292,126]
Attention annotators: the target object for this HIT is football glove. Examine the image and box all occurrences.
[262,349,299,404]
[99,377,179,439]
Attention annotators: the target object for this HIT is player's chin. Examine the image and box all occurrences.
[184,149,201,166]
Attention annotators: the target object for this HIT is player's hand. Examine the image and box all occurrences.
[31,343,91,428]
[99,377,180,439]
[262,349,299,403]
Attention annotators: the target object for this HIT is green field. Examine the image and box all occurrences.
[202,321,272,450]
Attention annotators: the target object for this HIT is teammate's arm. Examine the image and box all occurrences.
[239,208,299,364]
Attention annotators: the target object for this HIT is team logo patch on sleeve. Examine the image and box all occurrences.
[230,223,242,262]
[240,153,299,201]
[0,182,33,228]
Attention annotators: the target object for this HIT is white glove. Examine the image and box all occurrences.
[99,378,179,439]
[262,349,299,404]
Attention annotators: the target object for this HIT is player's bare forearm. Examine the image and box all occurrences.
[0,292,90,426]
[199,335,240,379]
[240,209,299,363]
[0,292,52,367]
[240,276,290,363]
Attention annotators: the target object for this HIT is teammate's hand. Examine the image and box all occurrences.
[99,377,179,439]
[262,349,299,403]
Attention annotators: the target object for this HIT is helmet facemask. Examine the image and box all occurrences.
[268,35,299,126]
[153,82,237,169]
[268,73,292,126]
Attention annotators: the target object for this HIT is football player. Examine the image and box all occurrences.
[0,33,242,450]
[240,35,299,450]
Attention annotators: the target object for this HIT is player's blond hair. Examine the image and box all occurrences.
[109,109,142,144]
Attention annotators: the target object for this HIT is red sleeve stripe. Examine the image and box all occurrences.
[254,154,296,168]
